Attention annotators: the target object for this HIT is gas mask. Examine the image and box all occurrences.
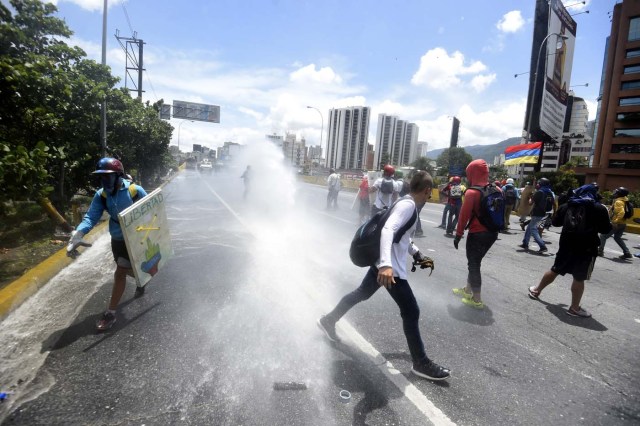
[101,174,119,195]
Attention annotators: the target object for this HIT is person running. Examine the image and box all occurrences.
[501,178,518,232]
[370,165,398,216]
[445,176,464,236]
[598,187,633,259]
[528,184,612,318]
[317,171,450,381]
[520,178,554,253]
[451,159,499,309]
[67,157,147,331]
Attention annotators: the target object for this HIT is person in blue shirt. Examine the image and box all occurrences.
[67,157,147,331]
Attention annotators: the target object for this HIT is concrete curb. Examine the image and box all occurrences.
[0,170,182,322]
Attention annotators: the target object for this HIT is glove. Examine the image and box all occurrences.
[453,235,461,250]
[66,230,91,258]
[411,251,434,275]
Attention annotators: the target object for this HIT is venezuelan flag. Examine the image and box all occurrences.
[504,142,542,166]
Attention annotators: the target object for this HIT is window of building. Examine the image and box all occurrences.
[627,48,640,58]
[630,17,640,41]
[619,97,640,106]
[617,112,640,121]
[614,128,640,137]
[611,144,640,154]
[623,65,640,74]
[609,160,640,169]
[621,80,640,90]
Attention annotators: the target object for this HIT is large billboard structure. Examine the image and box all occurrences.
[539,0,577,141]
[172,100,220,123]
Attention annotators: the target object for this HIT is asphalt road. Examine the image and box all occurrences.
[1,166,639,425]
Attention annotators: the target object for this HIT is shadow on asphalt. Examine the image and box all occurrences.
[536,300,608,331]
[41,301,160,353]
[446,303,495,326]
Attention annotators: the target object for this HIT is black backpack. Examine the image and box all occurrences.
[563,203,589,236]
[350,200,417,267]
[468,184,505,233]
[503,186,517,205]
[380,178,395,194]
[624,200,634,219]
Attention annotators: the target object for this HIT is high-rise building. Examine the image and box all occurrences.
[576,0,640,191]
[415,141,429,159]
[326,106,370,170]
[374,114,419,169]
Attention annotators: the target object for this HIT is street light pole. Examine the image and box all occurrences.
[306,106,324,166]
[522,32,568,181]
[177,119,194,152]
[100,0,108,156]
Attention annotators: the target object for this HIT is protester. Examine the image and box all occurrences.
[528,184,612,318]
[370,165,398,216]
[445,176,464,236]
[438,177,455,229]
[452,159,499,309]
[517,182,534,229]
[67,157,147,331]
[501,178,518,232]
[241,165,252,200]
[357,174,370,225]
[520,178,554,253]
[318,171,450,381]
[326,168,341,210]
[598,187,633,259]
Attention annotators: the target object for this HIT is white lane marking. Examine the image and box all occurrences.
[315,210,358,224]
[635,319,640,324]
[199,177,251,230]
[421,218,438,225]
[210,180,455,425]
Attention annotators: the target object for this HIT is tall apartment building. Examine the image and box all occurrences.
[374,114,419,169]
[576,0,640,191]
[326,106,370,170]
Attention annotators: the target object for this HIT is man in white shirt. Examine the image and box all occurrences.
[318,171,450,381]
[370,164,399,216]
[326,169,341,210]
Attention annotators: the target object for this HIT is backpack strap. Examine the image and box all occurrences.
[100,181,140,221]
[387,196,418,243]
[465,185,486,230]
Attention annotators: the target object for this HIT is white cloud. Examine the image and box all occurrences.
[496,11,525,33]
[290,64,343,85]
[470,74,497,92]
[411,48,487,90]
[53,0,126,12]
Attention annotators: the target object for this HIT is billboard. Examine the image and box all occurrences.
[172,100,220,123]
[159,104,171,120]
[118,188,173,288]
[539,0,576,140]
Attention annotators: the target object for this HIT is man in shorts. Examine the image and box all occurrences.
[527,184,611,318]
[67,157,147,331]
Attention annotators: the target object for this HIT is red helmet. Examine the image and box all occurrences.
[383,165,395,177]
[93,157,124,175]
[451,176,461,184]
[494,180,501,187]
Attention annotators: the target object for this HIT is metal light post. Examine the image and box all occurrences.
[100,0,108,156]
[522,32,569,180]
[306,106,324,166]
[177,119,194,152]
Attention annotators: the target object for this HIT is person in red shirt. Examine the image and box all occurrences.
[357,174,370,225]
[451,159,499,309]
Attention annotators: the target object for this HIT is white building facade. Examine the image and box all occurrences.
[374,114,420,169]
[326,106,371,170]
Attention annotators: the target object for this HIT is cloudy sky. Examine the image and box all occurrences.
[39,0,611,153]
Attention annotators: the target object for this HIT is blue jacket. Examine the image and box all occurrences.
[77,180,147,241]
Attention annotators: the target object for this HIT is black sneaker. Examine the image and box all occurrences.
[620,253,633,259]
[134,285,145,297]
[518,244,529,250]
[412,359,450,381]
[317,316,340,342]
[538,247,548,253]
[96,311,116,332]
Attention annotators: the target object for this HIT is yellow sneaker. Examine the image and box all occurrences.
[452,287,472,298]
[461,297,484,309]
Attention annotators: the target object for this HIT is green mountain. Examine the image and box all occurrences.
[425,137,521,164]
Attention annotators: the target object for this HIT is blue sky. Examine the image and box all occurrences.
[38,0,613,152]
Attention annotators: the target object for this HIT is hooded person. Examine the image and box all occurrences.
[451,159,498,309]
[598,187,633,259]
[528,184,612,318]
[520,177,554,253]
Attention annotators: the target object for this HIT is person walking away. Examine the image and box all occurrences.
[502,178,518,231]
[326,168,341,210]
[598,187,633,259]
[67,158,147,331]
[317,171,450,381]
[452,159,499,309]
[357,174,370,225]
[445,176,464,236]
[528,184,612,317]
[370,165,398,216]
[517,182,534,229]
[520,178,554,253]
[241,165,252,200]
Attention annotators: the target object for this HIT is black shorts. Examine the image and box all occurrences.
[551,249,595,281]
[111,239,132,268]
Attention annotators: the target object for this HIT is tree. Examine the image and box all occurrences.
[436,147,472,177]
[489,164,508,181]
[411,156,435,176]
